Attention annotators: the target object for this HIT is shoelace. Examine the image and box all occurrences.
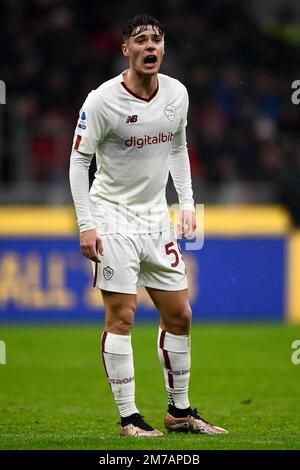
[120,413,154,431]
[189,408,209,425]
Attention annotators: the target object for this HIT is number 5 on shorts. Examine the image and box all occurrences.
[165,242,180,267]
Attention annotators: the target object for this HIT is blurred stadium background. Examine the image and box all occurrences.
[0,0,299,323]
[1,0,300,450]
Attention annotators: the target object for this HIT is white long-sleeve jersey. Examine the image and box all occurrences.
[69,71,194,234]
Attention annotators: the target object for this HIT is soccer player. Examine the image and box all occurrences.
[69,14,228,437]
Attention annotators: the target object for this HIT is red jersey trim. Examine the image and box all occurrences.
[93,261,98,288]
[101,331,110,380]
[121,81,159,102]
[159,329,174,389]
[74,134,82,150]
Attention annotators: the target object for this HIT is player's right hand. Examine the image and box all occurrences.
[79,228,103,262]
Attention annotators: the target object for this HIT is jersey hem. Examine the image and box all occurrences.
[96,227,175,235]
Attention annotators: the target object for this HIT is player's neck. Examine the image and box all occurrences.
[123,69,158,99]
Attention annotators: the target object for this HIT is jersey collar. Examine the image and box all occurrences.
[120,72,159,103]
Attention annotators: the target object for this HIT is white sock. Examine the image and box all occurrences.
[101,331,139,418]
[158,327,191,409]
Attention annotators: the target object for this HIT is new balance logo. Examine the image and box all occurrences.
[126,115,138,123]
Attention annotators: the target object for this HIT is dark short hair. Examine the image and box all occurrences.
[122,15,164,41]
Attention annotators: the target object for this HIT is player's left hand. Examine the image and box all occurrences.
[180,209,196,239]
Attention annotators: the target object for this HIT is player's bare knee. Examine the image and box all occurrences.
[183,303,192,323]
[106,303,136,334]
[164,303,192,334]
[176,304,192,331]
[115,310,134,334]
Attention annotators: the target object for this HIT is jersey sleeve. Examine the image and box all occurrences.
[177,85,189,132]
[72,91,109,155]
[170,85,195,212]
[69,149,96,232]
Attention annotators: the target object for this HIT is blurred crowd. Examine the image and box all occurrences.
[1,0,300,224]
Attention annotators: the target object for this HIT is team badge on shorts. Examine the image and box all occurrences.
[164,105,175,121]
[103,266,114,280]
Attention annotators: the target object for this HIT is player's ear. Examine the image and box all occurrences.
[122,42,129,57]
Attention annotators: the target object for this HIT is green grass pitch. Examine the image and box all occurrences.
[0,323,299,450]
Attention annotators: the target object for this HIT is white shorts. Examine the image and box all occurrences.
[92,231,188,294]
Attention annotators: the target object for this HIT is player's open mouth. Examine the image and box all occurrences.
[144,55,157,66]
